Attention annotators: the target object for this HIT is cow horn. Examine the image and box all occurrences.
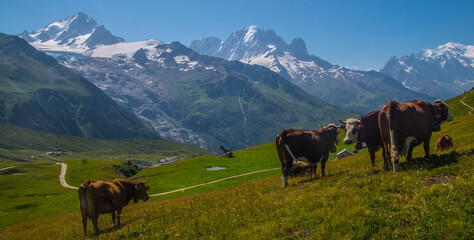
[144,180,149,184]
[339,119,346,124]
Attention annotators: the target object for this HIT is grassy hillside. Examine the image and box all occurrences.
[0,90,472,239]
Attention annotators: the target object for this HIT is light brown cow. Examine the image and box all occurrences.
[78,179,150,236]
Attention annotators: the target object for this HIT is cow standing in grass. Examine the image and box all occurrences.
[379,99,453,172]
[340,110,389,169]
[78,179,150,236]
[275,124,341,188]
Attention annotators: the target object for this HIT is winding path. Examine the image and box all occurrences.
[55,161,279,196]
[0,166,18,172]
[148,168,280,197]
[460,90,473,115]
[56,162,78,189]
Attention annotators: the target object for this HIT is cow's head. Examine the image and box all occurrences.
[340,118,360,145]
[326,124,341,149]
[133,181,150,203]
[434,100,453,124]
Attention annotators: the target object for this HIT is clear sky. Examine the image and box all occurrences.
[1,0,473,70]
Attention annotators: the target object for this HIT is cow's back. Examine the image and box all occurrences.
[285,129,325,159]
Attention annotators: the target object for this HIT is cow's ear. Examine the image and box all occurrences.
[146,186,150,190]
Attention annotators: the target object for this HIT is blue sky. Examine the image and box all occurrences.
[1,0,473,70]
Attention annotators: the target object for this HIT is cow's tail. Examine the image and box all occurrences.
[276,130,295,188]
[387,101,399,172]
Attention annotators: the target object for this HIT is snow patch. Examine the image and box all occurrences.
[244,25,258,43]
[90,40,162,58]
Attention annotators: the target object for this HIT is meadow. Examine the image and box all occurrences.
[0,90,472,239]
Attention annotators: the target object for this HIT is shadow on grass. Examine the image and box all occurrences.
[399,151,460,171]
[89,219,132,236]
[290,169,352,186]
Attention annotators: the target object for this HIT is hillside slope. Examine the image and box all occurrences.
[0,33,158,140]
[0,90,472,239]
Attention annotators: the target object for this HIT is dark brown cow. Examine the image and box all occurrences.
[78,179,150,236]
[436,135,453,151]
[275,124,341,188]
[379,99,453,172]
[340,110,389,168]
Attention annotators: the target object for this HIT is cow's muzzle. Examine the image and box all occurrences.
[344,139,352,145]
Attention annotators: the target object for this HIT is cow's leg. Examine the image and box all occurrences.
[391,143,401,172]
[423,140,431,160]
[406,145,414,162]
[310,162,317,178]
[81,211,88,236]
[369,149,376,166]
[321,153,329,177]
[381,145,388,170]
[92,214,99,234]
[111,210,116,227]
[282,160,293,188]
[116,208,123,227]
[383,144,391,171]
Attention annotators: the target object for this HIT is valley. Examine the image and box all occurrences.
[0,90,472,239]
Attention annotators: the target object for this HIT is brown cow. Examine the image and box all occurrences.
[436,135,453,151]
[78,179,150,236]
[275,124,341,188]
[379,99,453,172]
[340,110,389,168]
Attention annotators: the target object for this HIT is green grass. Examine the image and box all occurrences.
[0,90,472,239]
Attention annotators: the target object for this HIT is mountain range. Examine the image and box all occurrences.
[381,42,474,99]
[0,33,158,140]
[190,26,435,113]
[17,13,355,152]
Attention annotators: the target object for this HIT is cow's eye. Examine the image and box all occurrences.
[351,128,357,134]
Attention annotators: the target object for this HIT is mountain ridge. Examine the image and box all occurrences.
[190,25,435,113]
[17,13,356,152]
[381,42,474,99]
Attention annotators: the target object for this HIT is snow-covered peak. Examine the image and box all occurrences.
[420,42,474,67]
[18,12,124,52]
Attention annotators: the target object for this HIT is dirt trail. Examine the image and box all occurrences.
[56,163,78,189]
[0,166,18,172]
[55,161,280,195]
[460,90,473,115]
[149,168,280,197]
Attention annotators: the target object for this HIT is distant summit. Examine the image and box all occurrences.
[18,12,124,52]
[190,26,433,113]
[381,42,474,99]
